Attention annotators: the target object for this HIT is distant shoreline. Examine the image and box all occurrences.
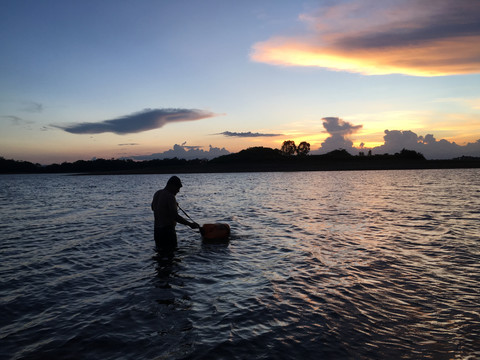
[2,147,479,175]
[76,159,480,175]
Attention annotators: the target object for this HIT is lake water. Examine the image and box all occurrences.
[1,170,479,359]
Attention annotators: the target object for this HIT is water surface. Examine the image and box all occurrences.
[1,170,479,359]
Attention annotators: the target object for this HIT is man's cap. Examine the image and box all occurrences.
[167,176,182,188]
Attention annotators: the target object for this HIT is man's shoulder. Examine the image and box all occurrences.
[154,188,174,200]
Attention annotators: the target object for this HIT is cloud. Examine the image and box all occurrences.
[322,116,362,136]
[55,108,219,135]
[251,0,480,76]
[310,116,479,158]
[2,115,23,125]
[131,144,230,160]
[217,131,283,137]
[118,143,139,146]
[21,101,43,113]
[311,117,362,154]
[372,130,480,159]
[1,115,34,125]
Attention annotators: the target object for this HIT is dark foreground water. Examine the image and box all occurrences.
[1,170,479,359]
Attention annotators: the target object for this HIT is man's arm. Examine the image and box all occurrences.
[176,213,200,229]
[151,191,158,211]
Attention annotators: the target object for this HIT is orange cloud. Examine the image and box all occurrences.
[251,0,480,76]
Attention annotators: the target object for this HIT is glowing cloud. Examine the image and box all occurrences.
[372,130,480,159]
[251,0,480,76]
[311,118,480,158]
[55,108,219,135]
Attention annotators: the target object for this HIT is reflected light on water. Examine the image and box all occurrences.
[0,169,479,359]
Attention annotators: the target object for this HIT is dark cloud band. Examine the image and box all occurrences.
[251,0,480,76]
[55,108,218,135]
[218,131,283,138]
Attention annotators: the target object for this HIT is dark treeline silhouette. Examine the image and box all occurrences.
[0,156,205,174]
[280,140,311,156]
[1,148,479,174]
[0,158,42,173]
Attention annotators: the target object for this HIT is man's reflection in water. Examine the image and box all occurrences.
[153,252,178,292]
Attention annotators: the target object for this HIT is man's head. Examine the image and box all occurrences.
[166,176,182,194]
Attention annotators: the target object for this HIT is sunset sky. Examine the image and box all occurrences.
[1,0,480,163]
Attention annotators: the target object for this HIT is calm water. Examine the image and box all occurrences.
[1,170,479,359]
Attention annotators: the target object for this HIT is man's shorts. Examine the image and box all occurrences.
[154,225,178,253]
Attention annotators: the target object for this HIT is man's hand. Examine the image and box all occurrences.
[190,222,200,229]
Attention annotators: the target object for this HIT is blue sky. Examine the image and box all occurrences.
[1,0,479,163]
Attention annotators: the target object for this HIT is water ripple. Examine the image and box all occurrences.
[1,170,479,359]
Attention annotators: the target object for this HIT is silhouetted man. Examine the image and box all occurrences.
[151,176,199,254]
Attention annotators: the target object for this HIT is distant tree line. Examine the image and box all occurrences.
[0,157,43,173]
[280,140,311,156]
[1,148,478,174]
[0,156,206,174]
